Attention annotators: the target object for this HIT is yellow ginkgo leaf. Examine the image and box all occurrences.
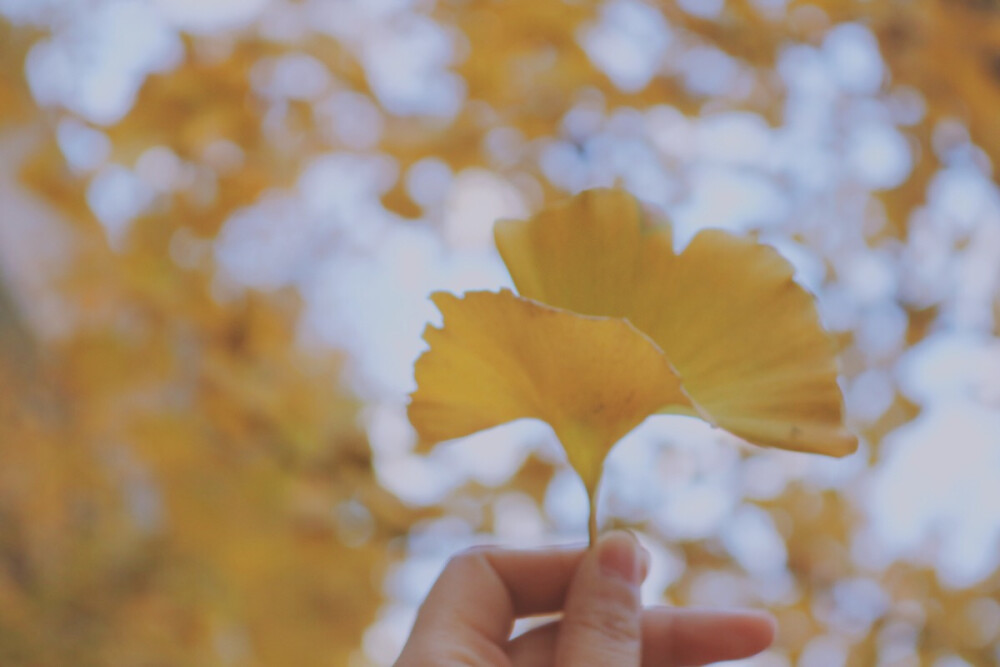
[496,188,856,458]
[408,289,691,521]
[636,229,856,456]
[495,187,651,319]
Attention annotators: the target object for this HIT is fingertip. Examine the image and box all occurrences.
[734,609,777,654]
[715,609,777,658]
[639,607,777,665]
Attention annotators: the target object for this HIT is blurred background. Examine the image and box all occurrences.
[1,0,999,665]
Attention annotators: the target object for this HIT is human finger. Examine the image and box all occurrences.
[395,544,587,666]
[554,530,646,666]
[508,606,775,667]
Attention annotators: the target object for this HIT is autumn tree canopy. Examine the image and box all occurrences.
[1,0,999,665]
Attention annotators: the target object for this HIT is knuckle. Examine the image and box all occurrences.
[568,582,641,646]
[577,607,641,645]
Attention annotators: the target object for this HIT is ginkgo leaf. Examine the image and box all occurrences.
[497,188,856,457]
[408,289,692,497]
[495,188,649,318]
[636,229,856,456]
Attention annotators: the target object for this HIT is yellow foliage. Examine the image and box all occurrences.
[2,0,999,663]
[410,288,689,495]
[412,189,854,543]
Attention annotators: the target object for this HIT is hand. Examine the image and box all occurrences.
[395,530,775,666]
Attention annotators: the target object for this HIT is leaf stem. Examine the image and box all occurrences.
[588,483,599,547]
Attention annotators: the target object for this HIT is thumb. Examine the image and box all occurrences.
[555,531,648,666]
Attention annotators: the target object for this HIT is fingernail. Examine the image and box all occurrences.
[638,541,651,579]
[597,531,642,585]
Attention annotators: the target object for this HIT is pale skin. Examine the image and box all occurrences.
[396,531,776,666]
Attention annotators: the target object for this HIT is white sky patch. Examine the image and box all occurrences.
[687,569,758,608]
[846,368,896,424]
[25,1,183,125]
[678,0,724,18]
[297,153,397,237]
[777,135,837,193]
[364,402,417,459]
[216,151,402,300]
[645,105,696,162]
[0,0,63,23]
[679,46,744,97]
[696,112,774,167]
[831,577,891,632]
[780,44,837,102]
[625,419,744,540]
[671,165,787,247]
[822,23,884,95]
[215,192,318,289]
[800,635,850,667]
[432,422,547,488]
[934,657,975,667]
[897,332,1000,406]
[442,169,529,250]
[741,453,794,501]
[838,249,898,305]
[493,492,547,541]
[540,139,591,193]
[360,13,464,117]
[855,301,908,362]
[406,157,453,208]
[562,101,605,140]
[544,467,591,533]
[950,221,1000,332]
[251,53,332,101]
[867,401,1000,587]
[135,145,185,193]
[602,125,674,202]
[601,421,673,519]
[302,226,443,394]
[656,478,737,539]
[578,0,672,93]
[845,123,912,190]
[722,504,788,576]
[56,118,111,173]
[899,210,956,308]
[301,225,510,397]
[87,164,154,249]
[928,166,1000,233]
[318,91,385,150]
[153,0,268,33]
[374,447,465,506]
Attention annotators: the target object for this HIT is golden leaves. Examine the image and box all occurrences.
[411,188,855,541]
[0,20,34,129]
[0,44,391,666]
[498,188,855,456]
[410,289,689,493]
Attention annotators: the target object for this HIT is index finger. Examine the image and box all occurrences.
[395,545,586,665]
